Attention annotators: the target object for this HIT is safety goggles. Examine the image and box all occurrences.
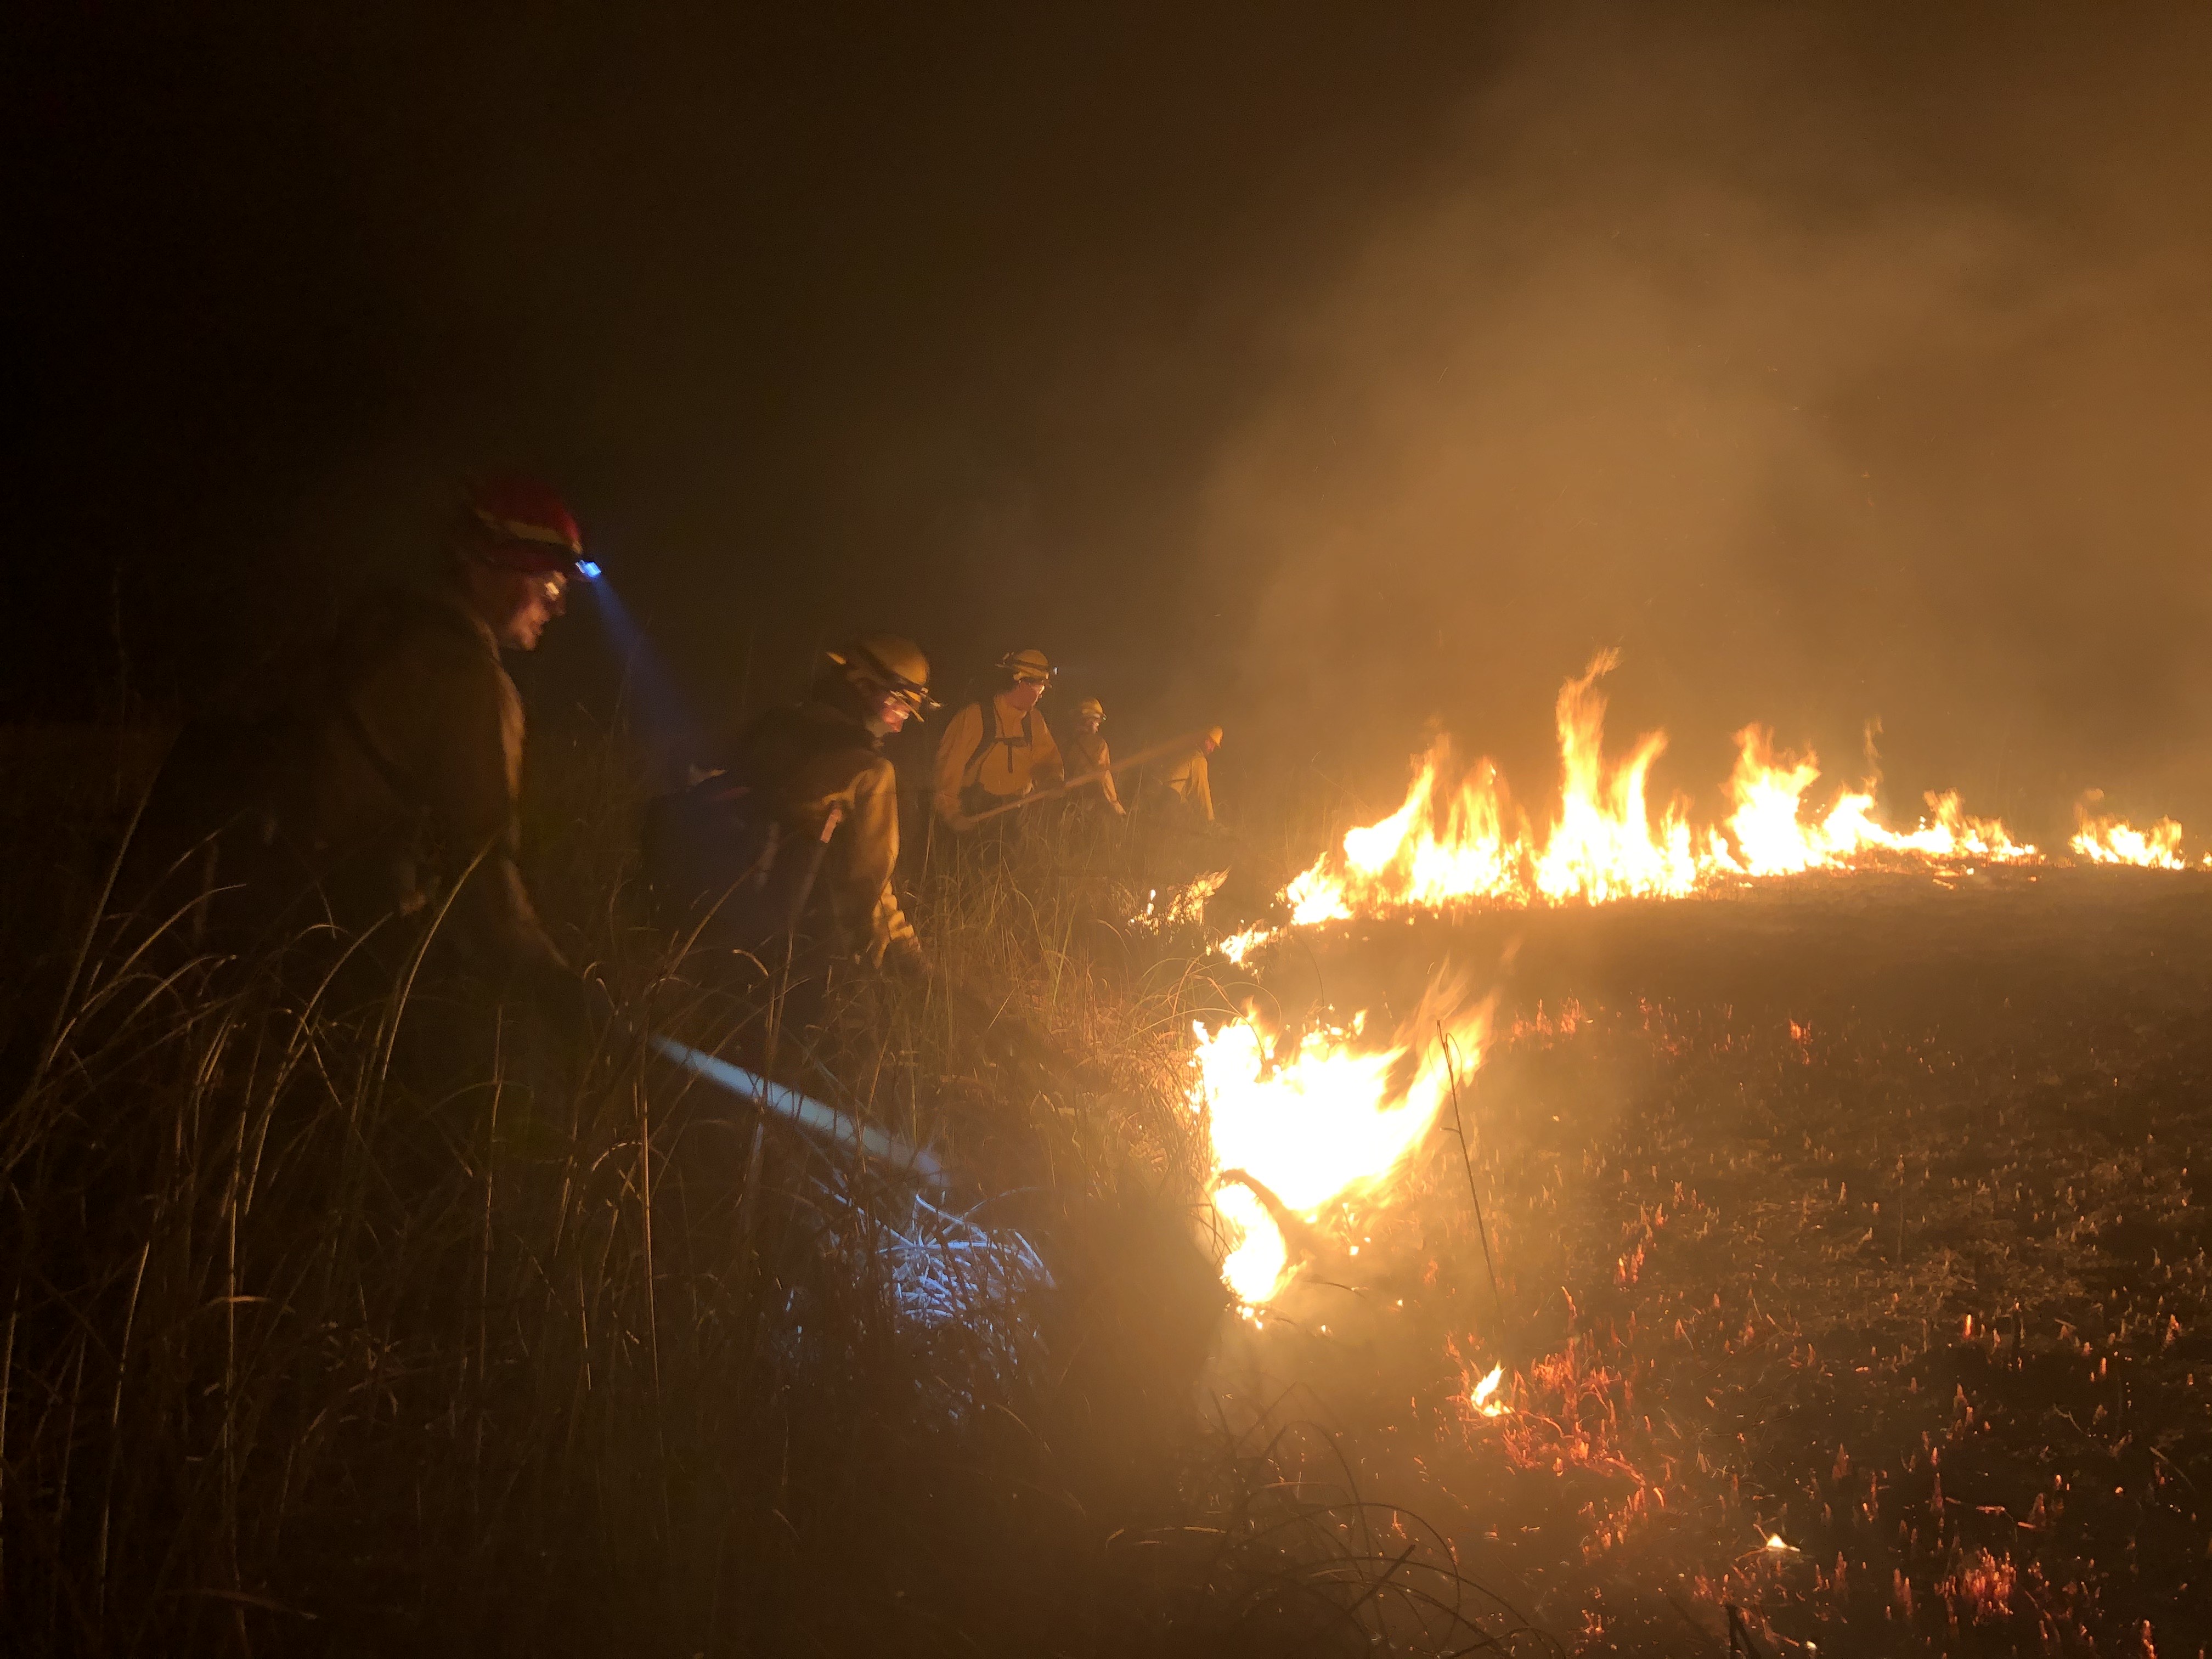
[878,682,938,718]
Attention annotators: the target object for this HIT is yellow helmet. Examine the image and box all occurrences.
[1075,696,1105,720]
[827,634,938,717]
[997,648,1055,686]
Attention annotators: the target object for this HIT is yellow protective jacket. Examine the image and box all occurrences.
[276,584,569,986]
[724,699,918,966]
[1161,747,1215,822]
[1064,727,1120,810]
[933,692,1063,825]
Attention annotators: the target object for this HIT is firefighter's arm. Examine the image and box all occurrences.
[932,705,981,827]
[1101,758,1124,811]
[1194,754,1215,822]
[841,757,920,968]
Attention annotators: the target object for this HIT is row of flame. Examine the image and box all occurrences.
[1190,654,2198,1311]
[1282,649,2191,930]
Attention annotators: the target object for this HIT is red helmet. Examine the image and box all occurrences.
[456,474,586,575]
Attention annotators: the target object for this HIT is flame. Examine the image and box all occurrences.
[1216,923,1276,965]
[1533,654,1702,902]
[1139,869,1229,929]
[1723,726,2032,872]
[1471,1363,1508,1417]
[1275,654,2040,926]
[1210,1182,1290,1306]
[2072,793,2187,869]
[1191,986,1486,1307]
[1282,752,1519,926]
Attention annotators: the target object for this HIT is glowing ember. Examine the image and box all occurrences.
[2072,793,2188,869]
[1471,1363,1508,1417]
[1276,653,2043,925]
[1765,1533,1795,1554]
[1190,985,1486,1307]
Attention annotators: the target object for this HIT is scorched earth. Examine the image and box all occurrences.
[1200,867,2212,1654]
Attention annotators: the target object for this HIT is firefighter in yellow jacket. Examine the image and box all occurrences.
[1065,696,1124,816]
[699,635,932,969]
[933,648,1064,831]
[1158,725,1222,823]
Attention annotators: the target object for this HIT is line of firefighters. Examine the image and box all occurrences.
[930,645,1212,830]
[144,476,1224,1028]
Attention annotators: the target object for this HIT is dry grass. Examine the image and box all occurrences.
[0,721,1555,1658]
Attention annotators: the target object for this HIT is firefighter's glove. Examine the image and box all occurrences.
[883,934,928,981]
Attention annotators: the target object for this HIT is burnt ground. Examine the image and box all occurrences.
[1208,866,2212,1656]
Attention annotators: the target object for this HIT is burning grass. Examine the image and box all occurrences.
[1212,868,2212,1652]
[1274,655,2200,935]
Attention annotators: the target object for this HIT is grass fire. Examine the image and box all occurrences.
[18,7,2212,1656]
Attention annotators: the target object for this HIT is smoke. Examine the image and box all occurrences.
[1189,5,2212,839]
[21,0,2212,850]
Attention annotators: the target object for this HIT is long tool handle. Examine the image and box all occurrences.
[649,1033,948,1188]
[962,728,1214,825]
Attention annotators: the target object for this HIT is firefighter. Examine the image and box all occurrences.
[932,648,1064,831]
[263,474,597,1019]
[674,634,932,971]
[1064,696,1125,817]
[1159,725,1223,823]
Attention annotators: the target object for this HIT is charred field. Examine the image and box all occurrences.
[1220,866,2212,1653]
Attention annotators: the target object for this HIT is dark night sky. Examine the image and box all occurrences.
[14,4,2212,838]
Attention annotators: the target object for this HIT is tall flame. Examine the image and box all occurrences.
[1533,652,1702,903]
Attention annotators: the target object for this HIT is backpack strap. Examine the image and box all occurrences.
[959,699,1034,791]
